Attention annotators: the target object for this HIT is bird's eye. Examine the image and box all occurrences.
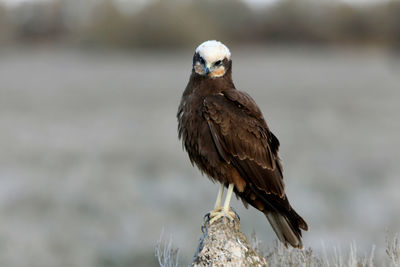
[199,57,205,65]
[215,60,222,66]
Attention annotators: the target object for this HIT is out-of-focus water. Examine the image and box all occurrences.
[0,46,399,266]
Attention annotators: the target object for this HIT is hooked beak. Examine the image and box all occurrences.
[204,63,212,76]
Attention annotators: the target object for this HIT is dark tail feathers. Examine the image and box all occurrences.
[264,209,308,249]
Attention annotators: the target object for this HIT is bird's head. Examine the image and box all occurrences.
[192,40,231,78]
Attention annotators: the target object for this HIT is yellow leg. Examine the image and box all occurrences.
[209,183,236,224]
[214,183,224,209]
[223,183,234,211]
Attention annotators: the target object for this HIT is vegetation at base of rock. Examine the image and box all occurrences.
[156,232,400,266]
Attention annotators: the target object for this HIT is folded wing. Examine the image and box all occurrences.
[203,89,284,197]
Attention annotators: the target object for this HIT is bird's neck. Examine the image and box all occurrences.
[187,69,235,97]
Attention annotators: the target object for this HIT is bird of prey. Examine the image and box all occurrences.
[177,40,308,248]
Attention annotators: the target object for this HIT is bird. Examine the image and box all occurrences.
[177,40,308,248]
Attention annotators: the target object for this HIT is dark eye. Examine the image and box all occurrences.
[215,60,222,66]
[199,57,205,65]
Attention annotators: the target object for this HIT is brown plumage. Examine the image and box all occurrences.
[177,40,308,248]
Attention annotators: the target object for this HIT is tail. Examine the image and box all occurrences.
[264,208,308,249]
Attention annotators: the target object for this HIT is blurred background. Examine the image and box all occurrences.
[0,0,399,266]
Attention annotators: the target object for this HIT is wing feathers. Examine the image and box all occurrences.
[203,90,285,196]
[205,117,231,163]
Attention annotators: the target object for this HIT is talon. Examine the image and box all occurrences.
[230,207,240,221]
[208,208,236,224]
[207,183,236,225]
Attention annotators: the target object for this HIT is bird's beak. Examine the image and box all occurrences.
[204,63,212,75]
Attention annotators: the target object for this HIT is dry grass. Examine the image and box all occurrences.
[156,233,400,266]
[155,232,180,267]
[386,234,400,267]
[252,237,376,267]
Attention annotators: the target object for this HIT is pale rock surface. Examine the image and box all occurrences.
[191,214,267,267]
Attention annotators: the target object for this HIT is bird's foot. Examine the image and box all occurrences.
[208,207,236,225]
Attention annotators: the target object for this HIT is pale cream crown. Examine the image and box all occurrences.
[195,40,231,64]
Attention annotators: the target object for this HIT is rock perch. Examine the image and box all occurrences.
[191,214,267,267]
